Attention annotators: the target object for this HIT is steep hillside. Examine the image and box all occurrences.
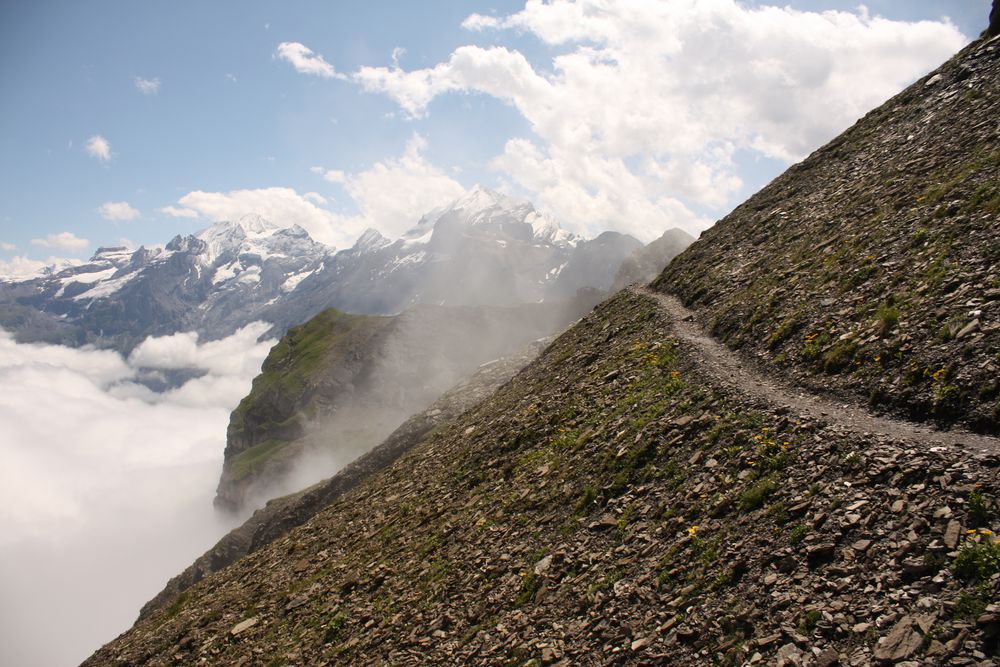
[655,34,1000,433]
[140,337,550,621]
[216,295,598,512]
[86,289,1000,666]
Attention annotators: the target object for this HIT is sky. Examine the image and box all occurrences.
[0,1,994,663]
[0,1,990,279]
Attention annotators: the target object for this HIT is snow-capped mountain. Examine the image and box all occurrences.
[0,187,644,351]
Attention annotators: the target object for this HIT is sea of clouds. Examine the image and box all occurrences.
[0,324,275,667]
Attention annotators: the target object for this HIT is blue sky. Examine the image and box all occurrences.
[0,0,990,271]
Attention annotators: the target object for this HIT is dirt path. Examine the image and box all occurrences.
[635,286,1000,459]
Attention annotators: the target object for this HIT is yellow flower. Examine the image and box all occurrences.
[687,525,699,536]
[979,529,994,535]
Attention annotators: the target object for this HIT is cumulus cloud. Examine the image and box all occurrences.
[134,76,161,94]
[30,231,89,252]
[0,256,83,281]
[85,135,111,162]
[353,0,967,239]
[320,133,465,238]
[0,242,15,251]
[97,201,141,221]
[174,186,360,248]
[165,133,463,245]
[0,324,275,666]
[276,41,344,79]
[158,205,199,218]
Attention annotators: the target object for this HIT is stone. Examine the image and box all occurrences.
[943,520,962,549]
[816,646,841,667]
[230,616,259,636]
[873,615,923,663]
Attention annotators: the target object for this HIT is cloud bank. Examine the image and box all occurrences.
[349,0,966,239]
[163,133,464,246]
[0,324,275,666]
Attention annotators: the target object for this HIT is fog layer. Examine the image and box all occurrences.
[0,325,274,667]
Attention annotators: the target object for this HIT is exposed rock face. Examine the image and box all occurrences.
[215,295,600,512]
[988,0,999,38]
[655,35,1000,433]
[140,337,550,620]
[612,228,696,292]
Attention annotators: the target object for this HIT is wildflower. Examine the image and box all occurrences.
[688,525,699,536]
[874,356,881,363]
[979,528,994,535]
[967,529,979,534]
[670,370,681,378]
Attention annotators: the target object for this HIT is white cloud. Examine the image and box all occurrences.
[84,135,111,162]
[276,41,344,79]
[176,186,359,248]
[30,231,89,252]
[158,205,199,218]
[0,256,83,281]
[134,76,161,95]
[0,242,15,251]
[0,324,274,666]
[97,201,141,221]
[353,0,967,239]
[321,133,465,237]
[168,134,463,245]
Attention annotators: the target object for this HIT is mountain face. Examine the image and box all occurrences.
[214,293,600,513]
[612,228,696,292]
[0,215,335,351]
[0,187,641,352]
[85,28,1000,667]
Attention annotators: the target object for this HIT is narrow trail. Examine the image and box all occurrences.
[635,286,1000,459]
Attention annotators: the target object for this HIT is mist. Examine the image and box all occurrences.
[0,325,275,667]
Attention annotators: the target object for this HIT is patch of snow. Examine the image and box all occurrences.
[281,268,315,293]
[71,271,139,301]
[60,267,117,285]
[212,261,240,285]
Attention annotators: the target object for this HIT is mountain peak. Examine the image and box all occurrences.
[236,213,280,235]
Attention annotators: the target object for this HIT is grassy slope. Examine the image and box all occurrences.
[224,309,391,483]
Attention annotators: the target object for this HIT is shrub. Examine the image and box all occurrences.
[876,304,900,336]
[953,540,1000,582]
[739,477,778,512]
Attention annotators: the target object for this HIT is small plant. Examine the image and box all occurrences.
[789,524,810,545]
[515,572,541,606]
[822,340,858,374]
[953,539,1000,582]
[968,489,994,528]
[953,582,992,620]
[739,477,778,512]
[323,612,348,644]
[800,609,822,634]
[875,304,900,336]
